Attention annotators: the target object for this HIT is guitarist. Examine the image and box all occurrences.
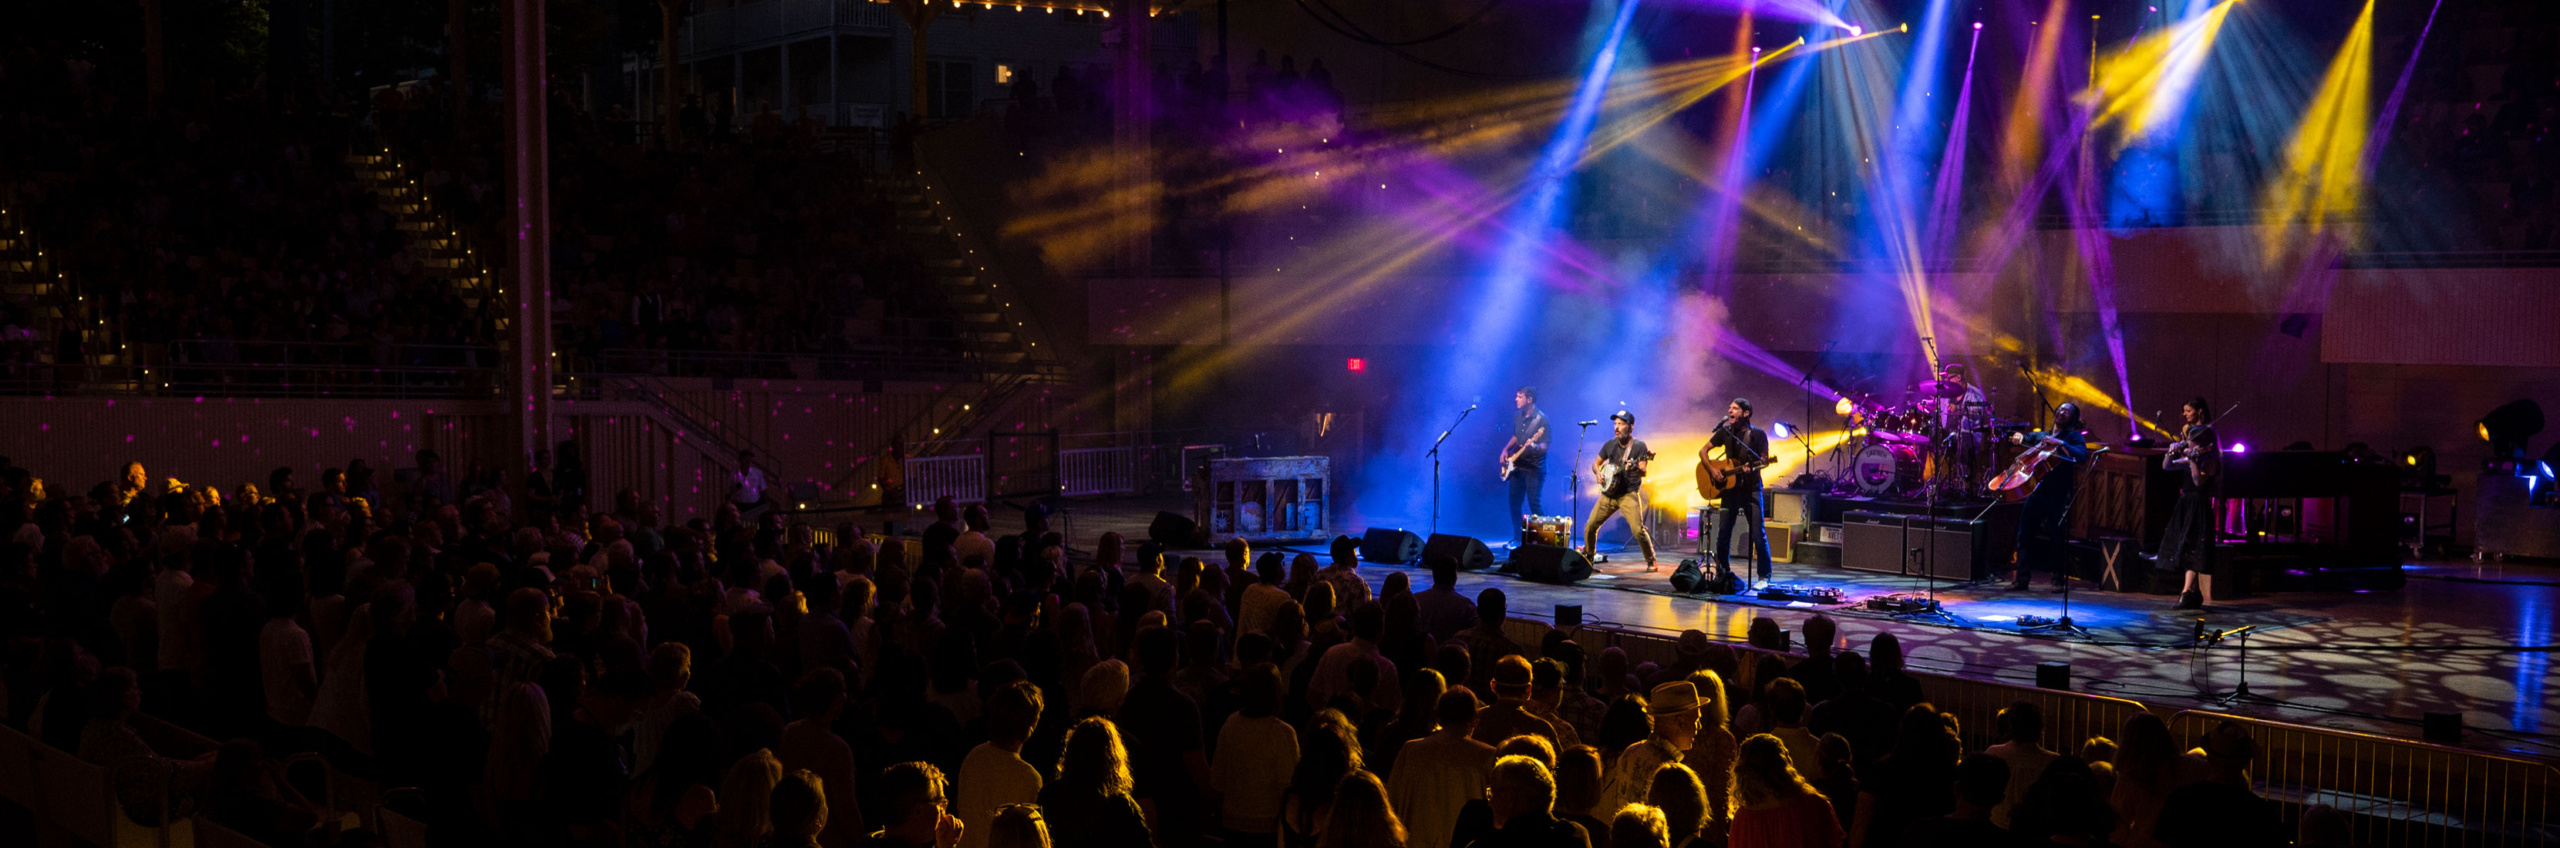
[1502,386,1552,545]
[1582,410,1659,572]
[1705,398,1775,589]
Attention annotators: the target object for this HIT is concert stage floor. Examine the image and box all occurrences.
[1039,496,2560,759]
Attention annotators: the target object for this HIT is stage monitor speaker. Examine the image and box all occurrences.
[1423,533,1495,573]
[1840,511,1988,581]
[1149,511,1201,547]
[1508,545,1592,584]
[1359,528,1424,565]
[2036,662,2072,691]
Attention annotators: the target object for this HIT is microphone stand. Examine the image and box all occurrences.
[2022,445,2104,638]
[1426,405,1475,536]
[2015,356,2058,432]
[1707,420,1771,591]
[1571,420,1597,548]
[2202,624,2268,705]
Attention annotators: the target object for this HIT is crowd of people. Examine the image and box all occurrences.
[0,445,2354,848]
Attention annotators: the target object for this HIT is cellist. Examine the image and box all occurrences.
[2004,402,2091,591]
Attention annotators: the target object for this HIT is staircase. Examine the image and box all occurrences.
[344,149,500,320]
[876,174,1052,372]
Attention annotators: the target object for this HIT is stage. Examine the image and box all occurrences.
[1032,494,2560,760]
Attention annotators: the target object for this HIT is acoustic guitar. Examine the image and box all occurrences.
[1695,444,1771,501]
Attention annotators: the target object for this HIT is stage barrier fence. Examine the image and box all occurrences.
[904,453,985,507]
[1539,618,2147,757]
[1518,616,2556,842]
[1061,446,1139,497]
[2164,711,2558,847]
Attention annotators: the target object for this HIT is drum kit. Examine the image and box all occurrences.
[1834,378,2028,500]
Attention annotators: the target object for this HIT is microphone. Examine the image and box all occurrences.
[1466,403,1478,412]
[1577,420,1600,426]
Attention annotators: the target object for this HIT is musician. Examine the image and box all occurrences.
[1705,398,1774,588]
[1502,386,1552,545]
[2160,397,2223,609]
[1935,362,1989,406]
[1582,410,1659,572]
[2006,402,2091,591]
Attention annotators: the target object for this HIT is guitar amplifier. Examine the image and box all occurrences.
[1693,509,1794,562]
[1841,511,1988,581]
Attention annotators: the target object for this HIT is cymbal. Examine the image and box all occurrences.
[1918,380,1968,398]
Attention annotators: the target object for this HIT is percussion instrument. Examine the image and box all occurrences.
[1853,443,1926,496]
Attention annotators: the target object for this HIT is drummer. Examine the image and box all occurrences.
[1932,362,1989,408]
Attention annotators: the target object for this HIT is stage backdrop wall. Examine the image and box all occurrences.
[1089,227,2560,545]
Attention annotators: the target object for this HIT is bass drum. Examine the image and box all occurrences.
[1852,443,1925,496]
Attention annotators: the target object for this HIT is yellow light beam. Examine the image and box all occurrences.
[2257,0,2371,262]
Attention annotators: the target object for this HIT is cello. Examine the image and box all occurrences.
[1986,436,2072,502]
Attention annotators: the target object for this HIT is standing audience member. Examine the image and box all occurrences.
[1317,770,1409,848]
[863,762,964,848]
[1282,710,1366,846]
[1644,762,1712,848]
[1038,717,1153,848]
[1896,754,2010,847]
[1603,681,1699,816]
[956,682,1048,848]
[772,770,833,848]
[1387,689,1496,848]
[712,749,785,848]
[782,669,865,846]
[1984,701,2059,828]
[986,805,1052,848]
[1412,556,1477,642]
[1727,733,1844,848]
[2151,723,2284,848]
[1470,755,1592,848]
[1608,804,1672,848]
[1213,664,1301,848]
[1552,745,1612,838]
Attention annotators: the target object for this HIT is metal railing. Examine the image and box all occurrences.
[565,345,998,382]
[680,0,893,59]
[1061,446,1137,496]
[905,453,986,507]
[2165,711,2559,846]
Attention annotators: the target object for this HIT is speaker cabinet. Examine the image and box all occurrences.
[1840,511,1987,581]
[1359,528,1423,565]
[1694,510,1797,564]
[1149,511,1201,546]
[1507,545,1592,584]
[1423,534,1495,572]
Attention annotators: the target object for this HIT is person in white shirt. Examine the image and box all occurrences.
[955,681,1047,848]
[730,449,770,517]
[1235,553,1293,645]
[1213,664,1301,843]
[259,584,317,730]
[1984,700,2060,828]
[1386,688,1497,848]
[954,504,998,568]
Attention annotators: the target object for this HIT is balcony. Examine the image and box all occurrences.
[680,0,895,60]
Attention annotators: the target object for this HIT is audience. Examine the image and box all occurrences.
[0,451,2310,848]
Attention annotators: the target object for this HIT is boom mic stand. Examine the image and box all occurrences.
[2201,624,2269,705]
[1426,404,1475,536]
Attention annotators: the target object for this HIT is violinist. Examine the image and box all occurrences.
[2005,402,2091,591]
[2160,397,2222,609]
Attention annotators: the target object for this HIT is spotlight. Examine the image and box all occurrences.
[2230,442,2248,454]
[1773,422,1797,439]
[1973,21,1983,29]
[1850,24,1863,35]
[2477,399,2545,460]
[2399,446,2443,490]
[1834,397,1857,416]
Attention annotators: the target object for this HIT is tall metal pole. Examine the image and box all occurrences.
[506,0,554,500]
[661,0,685,146]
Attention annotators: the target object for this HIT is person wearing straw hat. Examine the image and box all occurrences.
[1601,680,1701,817]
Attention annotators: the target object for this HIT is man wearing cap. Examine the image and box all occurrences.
[1471,655,1563,750]
[1581,410,1659,572]
[1602,680,1700,817]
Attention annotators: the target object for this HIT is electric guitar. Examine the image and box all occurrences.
[1500,450,1519,481]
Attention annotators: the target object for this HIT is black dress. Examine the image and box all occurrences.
[2157,424,2220,575]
